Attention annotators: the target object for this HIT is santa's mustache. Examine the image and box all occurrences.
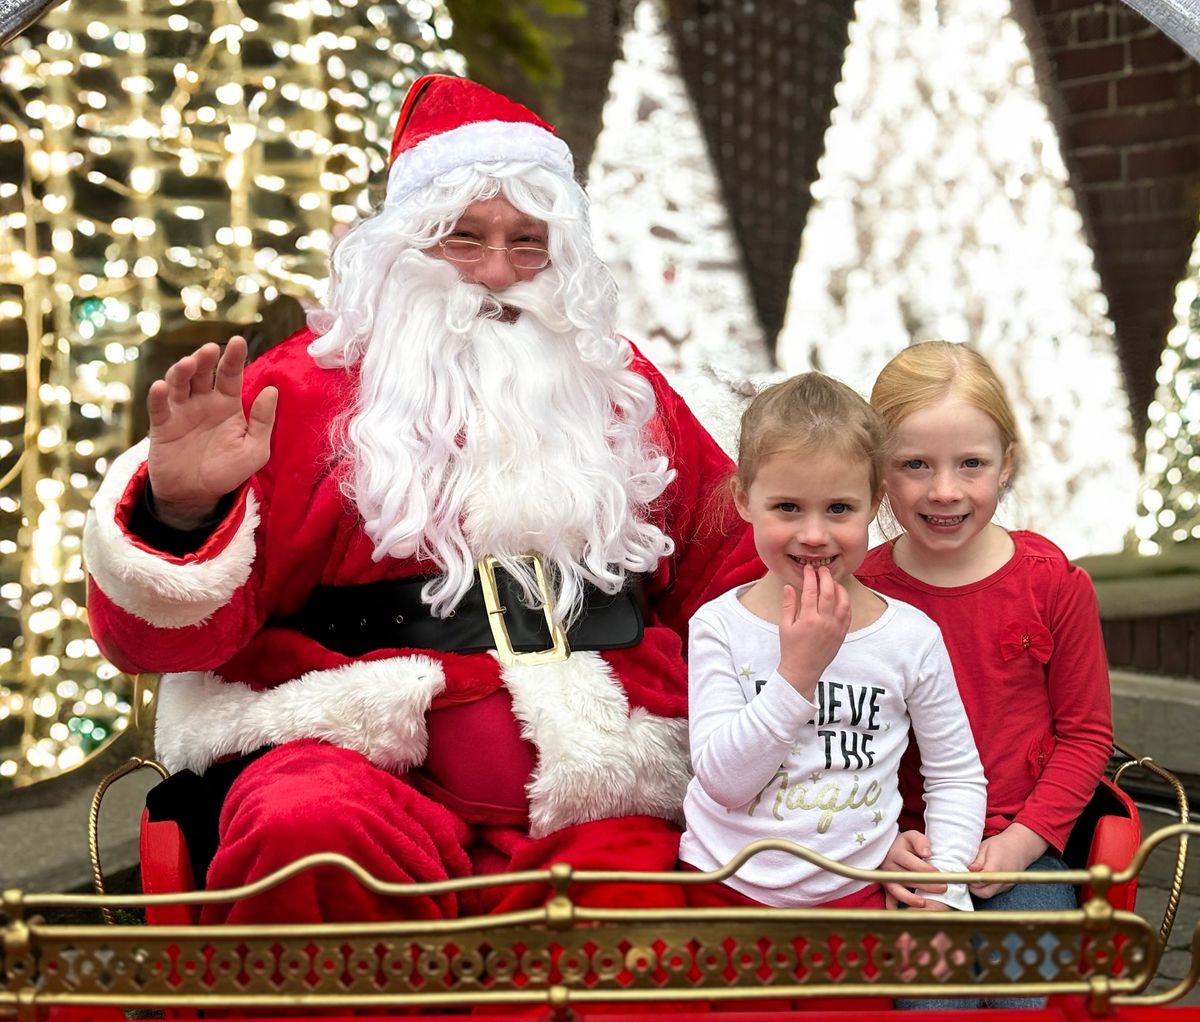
[453,277,574,335]
[384,249,575,336]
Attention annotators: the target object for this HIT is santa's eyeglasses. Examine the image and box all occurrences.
[438,240,551,270]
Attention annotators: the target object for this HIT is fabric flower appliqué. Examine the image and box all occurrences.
[1000,621,1054,664]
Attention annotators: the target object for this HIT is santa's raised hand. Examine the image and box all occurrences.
[146,337,278,529]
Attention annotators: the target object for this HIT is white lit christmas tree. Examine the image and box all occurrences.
[1136,231,1200,554]
[587,0,769,379]
[779,0,1139,559]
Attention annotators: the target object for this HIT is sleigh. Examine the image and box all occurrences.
[1,742,1195,1022]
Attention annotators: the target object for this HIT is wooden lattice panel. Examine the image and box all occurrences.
[666,0,857,352]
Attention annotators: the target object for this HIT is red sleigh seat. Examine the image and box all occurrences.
[139,807,200,925]
[1063,774,1141,911]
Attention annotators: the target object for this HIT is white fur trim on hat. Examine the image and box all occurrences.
[83,439,260,629]
[501,652,691,838]
[386,120,574,205]
[154,656,447,775]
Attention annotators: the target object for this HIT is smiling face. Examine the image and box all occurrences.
[884,394,1014,578]
[431,196,550,291]
[736,448,878,598]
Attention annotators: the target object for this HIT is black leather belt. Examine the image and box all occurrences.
[281,560,644,661]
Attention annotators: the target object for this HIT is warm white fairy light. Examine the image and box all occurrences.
[0,0,462,786]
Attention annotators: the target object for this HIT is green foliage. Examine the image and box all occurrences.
[443,0,585,88]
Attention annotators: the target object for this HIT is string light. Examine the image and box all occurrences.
[0,0,463,787]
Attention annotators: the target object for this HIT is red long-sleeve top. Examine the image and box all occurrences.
[857,531,1112,852]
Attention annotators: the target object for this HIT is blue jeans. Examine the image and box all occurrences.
[895,854,1076,1010]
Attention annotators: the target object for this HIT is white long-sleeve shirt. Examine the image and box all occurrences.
[679,584,986,909]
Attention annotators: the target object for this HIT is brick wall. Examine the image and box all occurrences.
[1021,0,1200,442]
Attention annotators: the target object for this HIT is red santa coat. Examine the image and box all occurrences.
[84,331,760,921]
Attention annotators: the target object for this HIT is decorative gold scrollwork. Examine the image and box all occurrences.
[2,821,1196,1015]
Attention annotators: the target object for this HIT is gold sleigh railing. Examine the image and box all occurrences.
[1112,740,1191,947]
[1,739,1189,1019]
[2,824,1199,1021]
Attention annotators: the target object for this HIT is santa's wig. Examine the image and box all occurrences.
[307,162,675,624]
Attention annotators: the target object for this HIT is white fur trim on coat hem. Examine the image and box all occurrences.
[386,121,574,204]
[502,652,690,839]
[154,656,446,775]
[83,440,260,629]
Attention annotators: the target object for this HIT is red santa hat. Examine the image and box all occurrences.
[385,74,575,204]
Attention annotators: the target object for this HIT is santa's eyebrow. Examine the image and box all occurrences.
[452,214,546,233]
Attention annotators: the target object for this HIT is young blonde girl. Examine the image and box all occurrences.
[679,372,986,912]
[859,341,1113,1007]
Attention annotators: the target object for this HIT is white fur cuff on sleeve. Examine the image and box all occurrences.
[154,656,447,776]
[83,440,260,629]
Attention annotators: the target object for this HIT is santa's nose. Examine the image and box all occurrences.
[463,248,519,291]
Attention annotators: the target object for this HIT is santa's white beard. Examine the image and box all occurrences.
[338,251,675,623]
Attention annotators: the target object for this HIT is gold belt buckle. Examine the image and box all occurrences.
[477,554,570,667]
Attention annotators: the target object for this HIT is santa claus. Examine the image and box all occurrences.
[83,74,760,924]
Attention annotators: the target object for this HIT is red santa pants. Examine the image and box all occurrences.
[201,740,685,925]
